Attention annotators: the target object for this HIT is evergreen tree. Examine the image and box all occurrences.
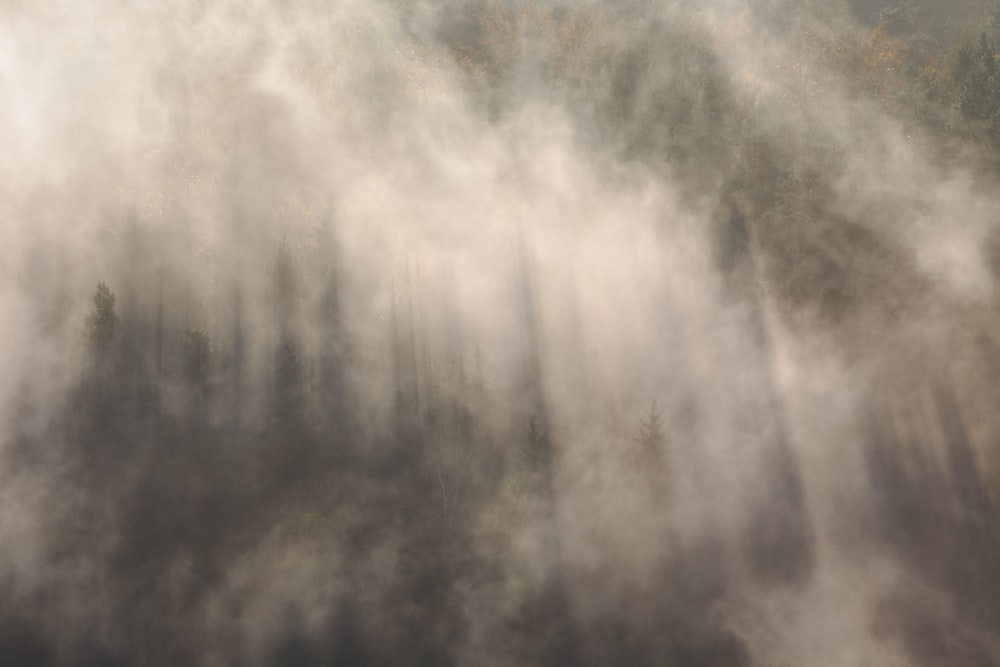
[270,240,306,436]
[637,400,665,462]
[87,282,120,358]
[522,412,548,474]
[635,400,670,503]
[84,282,122,426]
[182,328,212,425]
[314,218,346,443]
[182,328,211,390]
[272,343,305,439]
[265,242,310,478]
[952,29,1000,145]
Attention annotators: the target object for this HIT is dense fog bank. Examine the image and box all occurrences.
[2,0,1000,665]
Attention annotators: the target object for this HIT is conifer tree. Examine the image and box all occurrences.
[87,282,120,358]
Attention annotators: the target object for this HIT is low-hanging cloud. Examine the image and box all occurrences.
[2,0,999,665]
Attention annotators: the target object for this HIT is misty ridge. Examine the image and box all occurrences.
[3,0,1000,665]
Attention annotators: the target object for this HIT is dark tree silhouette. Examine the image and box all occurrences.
[88,282,120,358]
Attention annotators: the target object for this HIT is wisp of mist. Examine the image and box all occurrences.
[2,0,1000,665]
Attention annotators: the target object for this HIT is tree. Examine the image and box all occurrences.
[521,412,549,475]
[255,241,312,481]
[950,29,1000,145]
[636,401,665,464]
[268,240,308,444]
[87,282,120,357]
[272,239,299,341]
[635,401,670,504]
[182,328,212,424]
[272,343,305,435]
[182,328,211,389]
[314,219,346,442]
[878,0,916,36]
[79,282,131,453]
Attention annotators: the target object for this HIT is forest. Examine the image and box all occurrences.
[2,0,1000,665]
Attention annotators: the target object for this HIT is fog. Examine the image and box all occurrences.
[2,0,999,665]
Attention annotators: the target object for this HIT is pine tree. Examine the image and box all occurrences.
[264,241,310,479]
[637,401,665,462]
[87,282,120,357]
[270,240,306,438]
[182,328,212,425]
[272,343,305,437]
[522,412,548,473]
[635,401,670,503]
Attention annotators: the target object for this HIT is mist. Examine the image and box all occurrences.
[2,0,1000,665]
